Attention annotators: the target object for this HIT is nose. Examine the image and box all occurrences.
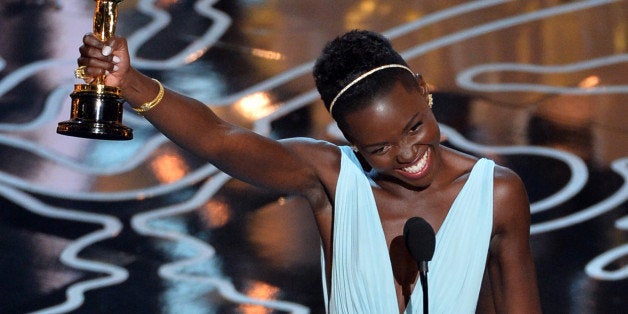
[396,139,417,164]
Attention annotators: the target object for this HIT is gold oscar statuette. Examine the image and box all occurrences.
[57,0,132,140]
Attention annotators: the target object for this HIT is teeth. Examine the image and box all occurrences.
[402,150,429,173]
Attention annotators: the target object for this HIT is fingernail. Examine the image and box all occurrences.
[102,45,112,56]
[113,65,119,72]
[112,55,120,63]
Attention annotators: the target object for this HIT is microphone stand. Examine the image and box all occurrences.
[403,216,435,314]
[419,260,429,314]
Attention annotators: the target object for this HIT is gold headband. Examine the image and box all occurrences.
[328,64,414,115]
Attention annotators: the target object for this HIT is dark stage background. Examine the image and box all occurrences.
[0,0,626,313]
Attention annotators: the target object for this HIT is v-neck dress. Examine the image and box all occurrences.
[321,146,494,313]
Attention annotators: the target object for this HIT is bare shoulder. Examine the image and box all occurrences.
[280,137,340,155]
[279,137,342,185]
[490,165,541,311]
[279,138,343,223]
[280,137,341,166]
[492,164,531,235]
[493,165,528,205]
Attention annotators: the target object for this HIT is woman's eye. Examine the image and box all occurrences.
[410,122,422,132]
[371,146,390,155]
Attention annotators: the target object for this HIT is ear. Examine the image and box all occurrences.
[415,73,431,105]
[338,124,356,149]
[339,128,361,153]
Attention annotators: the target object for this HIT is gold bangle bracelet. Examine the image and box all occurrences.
[133,78,164,114]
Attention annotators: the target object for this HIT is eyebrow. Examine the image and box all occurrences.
[362,111,421,149]
[402,112,421,132]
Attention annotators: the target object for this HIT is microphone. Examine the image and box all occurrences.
[404,217,436,314]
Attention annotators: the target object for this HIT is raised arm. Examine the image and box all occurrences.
[77,34,327,205]
[488,166,542,312]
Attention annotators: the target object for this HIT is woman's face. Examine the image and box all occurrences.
[342,79,441,188]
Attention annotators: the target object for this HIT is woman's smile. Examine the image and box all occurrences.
[396,147,431,179]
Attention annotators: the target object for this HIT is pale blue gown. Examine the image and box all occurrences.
[322,146,494,313]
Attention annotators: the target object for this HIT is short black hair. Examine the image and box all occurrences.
[313,30,419,121]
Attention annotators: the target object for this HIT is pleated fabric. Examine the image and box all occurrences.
[406,157,494,313]
[322,146,494,313]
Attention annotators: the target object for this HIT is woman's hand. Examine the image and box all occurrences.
[77,33,131,88]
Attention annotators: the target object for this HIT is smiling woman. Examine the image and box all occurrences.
[310,30,541,313]
[1,0,625,313]
[70,27,542,313]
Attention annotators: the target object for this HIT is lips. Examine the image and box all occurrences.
[397,148,431,178]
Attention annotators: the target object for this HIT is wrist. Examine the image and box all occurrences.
[132,78,164,115]
[119,70,162,111]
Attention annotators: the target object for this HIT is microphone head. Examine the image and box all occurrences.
[403,216,436,262]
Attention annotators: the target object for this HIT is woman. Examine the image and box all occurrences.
[76,29,541,313]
